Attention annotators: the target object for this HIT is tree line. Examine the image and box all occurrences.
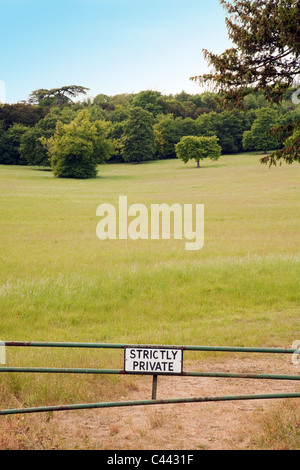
[1,1,299,177]
[0,85,299,177]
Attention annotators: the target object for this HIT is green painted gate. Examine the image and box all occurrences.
[0,342,300,415]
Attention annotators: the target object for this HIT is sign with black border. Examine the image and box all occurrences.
[124,347,183,375]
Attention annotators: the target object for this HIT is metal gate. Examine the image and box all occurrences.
[0,342,300,416]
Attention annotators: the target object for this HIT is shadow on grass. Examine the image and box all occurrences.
[28,168,136,181]
[179,163,227,170]
[32,168,52,172]
[95,175,137,181]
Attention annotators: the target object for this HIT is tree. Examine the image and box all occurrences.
[0,103,44,130]
[176,117,201,139]
[195,110,250,154]
[154,129,165,159]
[158,96,186,119]
[20,107,78,167]
[214,110,249,153]
[0,124,29,165]
[279,126,300,161]
[123,107,156,163]
[0,120,5,138]
[195,112,219,137]
[191,0,300,165]
[28,86,89,107]
[132,91,163,117]
[243,108,280,153]
[20,126,50,167]
[92,120,114,163]
[154,114,181,159]
[176,136,222,168]
[42,110,109,179]
[261,121,300,164]
[107,121,126,161]
[242,130,256,152]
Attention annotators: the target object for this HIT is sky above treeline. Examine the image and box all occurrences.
[1,0,232,103]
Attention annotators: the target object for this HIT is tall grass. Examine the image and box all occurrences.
[0,154,299,407]
[249,401,300,450]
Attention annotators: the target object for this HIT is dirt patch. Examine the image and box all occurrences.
[1,355,300,450]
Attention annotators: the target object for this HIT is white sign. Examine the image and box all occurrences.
[125,348,183,375]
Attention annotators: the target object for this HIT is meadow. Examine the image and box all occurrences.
[0,153,299,409]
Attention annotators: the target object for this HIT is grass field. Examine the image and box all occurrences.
[0,153,299,408]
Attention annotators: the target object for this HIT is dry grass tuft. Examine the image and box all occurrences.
[247,401,300,450]
[0,416,65,450]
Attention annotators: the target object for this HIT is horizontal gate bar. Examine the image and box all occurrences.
[0,367,300,381]
[3,342,299,354]
[1,393,300,416]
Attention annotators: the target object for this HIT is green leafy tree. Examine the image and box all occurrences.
[281,127,300,160]
[20,126,50,167]
[93,94,113,110]
[243,108,280,153]
[176,117,201,139]
[264,122,300,165]
[93,120,114,163]
[242,130,256,152]
[20,107,78,166]
[42,110,109,179]
[107,121,126,161]
[195,112,219,137]
[132,91,163,117]
[154,129,165,159]
[109,105,130,123]
[158,96,185,119]
[123,107,156,163]
[195,110,250,154]
[0,124,29,165]
[214,110,249,153]
[191,0,300,165]
[0,120,5,138]
[244,92,268,111]
[176,135,221,168]
[154,114,181,159]
[0,103,44,130]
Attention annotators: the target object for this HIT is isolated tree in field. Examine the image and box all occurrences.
[28,86,89,107]
[42,110,109,179]
[191,0,300,165]
[123,107,156,163]
[176,136,221,168]
[243,108,280,153]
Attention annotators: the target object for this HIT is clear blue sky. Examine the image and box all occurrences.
[1,0,232,103]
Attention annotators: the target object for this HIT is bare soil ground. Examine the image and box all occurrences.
[36,354,299,450]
